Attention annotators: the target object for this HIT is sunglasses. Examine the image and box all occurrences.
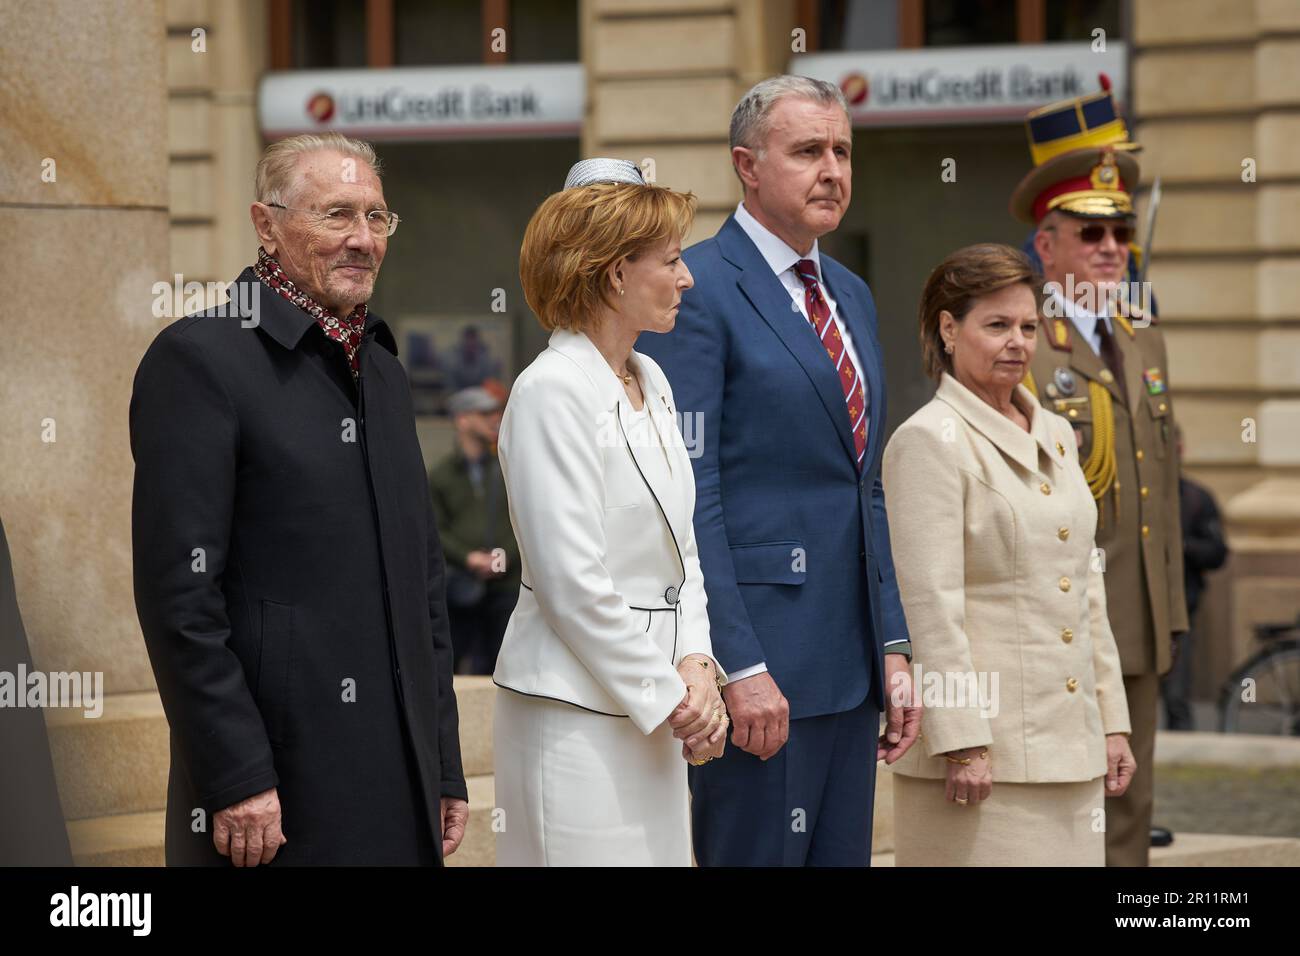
[1067,222,1134,244]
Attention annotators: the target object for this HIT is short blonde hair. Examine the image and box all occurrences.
[918,244,1040,381]
[255,133,382,206]
[519,182,696,332]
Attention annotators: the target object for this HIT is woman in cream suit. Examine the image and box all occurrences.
[492,160,728,866]
[883,244,1136,866]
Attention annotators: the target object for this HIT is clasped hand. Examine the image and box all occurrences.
[668,655,728,764]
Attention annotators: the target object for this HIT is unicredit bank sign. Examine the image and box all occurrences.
[259,63,583,141]
[793,42,1127,127]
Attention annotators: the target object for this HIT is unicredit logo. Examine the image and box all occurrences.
[307,92,336,123]
[841,72,869,106]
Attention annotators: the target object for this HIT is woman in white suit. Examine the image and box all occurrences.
[492,159,728,866]
[883,244,1136,866]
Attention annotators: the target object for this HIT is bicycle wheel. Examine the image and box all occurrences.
[1219,641,1300,735]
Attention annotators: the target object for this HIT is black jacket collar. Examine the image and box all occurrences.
[232,266,398,356]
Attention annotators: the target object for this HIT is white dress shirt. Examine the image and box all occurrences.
[734,201,869,400]
[727,202,875,683]
[1048,287,1112,356]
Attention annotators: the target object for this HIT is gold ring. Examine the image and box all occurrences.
[955,797,969,805]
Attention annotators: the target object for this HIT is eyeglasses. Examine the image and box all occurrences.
[265,203,400,237]
[1063,222,1133,245]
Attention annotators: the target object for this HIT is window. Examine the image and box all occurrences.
[292,0,367,69]
[924,0,1016,46]
[1045,0,1121,42]
[395,0,481,65]
[510,0,579,63]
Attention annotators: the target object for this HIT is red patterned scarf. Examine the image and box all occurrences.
[253,247,368,380]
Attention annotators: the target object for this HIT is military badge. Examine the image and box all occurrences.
[1142,367,1166,395]
[1053,367,1077,397]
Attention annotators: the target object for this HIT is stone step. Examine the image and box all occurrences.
[44,677,494,823]
[67,811,165,867]
[67,774,498,867]
[45,691,170,821]
[453,676,494,778]
[1155,730,1300,767]
[1150,832,1300,866]
[68,791,1300,867]
[874,832,1300,867]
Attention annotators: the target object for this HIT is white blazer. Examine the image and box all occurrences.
[493,328,720,734]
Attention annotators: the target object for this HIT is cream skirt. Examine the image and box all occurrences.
[893,773,1106,867]
[493,687,692,866]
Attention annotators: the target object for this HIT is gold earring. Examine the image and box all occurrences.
[619,288,624,296]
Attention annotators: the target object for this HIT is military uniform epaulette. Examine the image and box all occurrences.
[1046,316,1073,352]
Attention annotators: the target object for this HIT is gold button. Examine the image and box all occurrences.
[1099,369,1114,384]
[1142,525,1150,538]
[1066,677,1079,693]
[1058,526,1070,541]
[1062,627,1074,643]
[1040,482,1052,495]
[1059,576,1071,592]
[1136,449,1145,461]
[1159,402,1167,412]
[1055,441,1065,455]
[1140,486,1149,499]
[1068,408,1079,419]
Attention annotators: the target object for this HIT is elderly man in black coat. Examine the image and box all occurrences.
[130,132,469,866]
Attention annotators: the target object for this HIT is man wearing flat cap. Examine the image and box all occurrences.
[430,386,519,674]
[1013,81,1188,867]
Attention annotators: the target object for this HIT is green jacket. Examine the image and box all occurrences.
[428,446,520,592]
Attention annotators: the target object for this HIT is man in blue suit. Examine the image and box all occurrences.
[639,75,920,866]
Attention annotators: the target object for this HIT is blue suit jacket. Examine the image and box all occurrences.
[638,215,910,720]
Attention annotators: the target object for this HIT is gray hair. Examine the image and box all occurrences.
[254,133,383,206]
[729,75,850,183]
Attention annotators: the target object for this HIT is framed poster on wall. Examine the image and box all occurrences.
[393,313,513,418]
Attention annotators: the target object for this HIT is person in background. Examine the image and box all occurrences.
[450,326,503,391]
[1161,425,1228,730]
[1013,82,1186,865]
[429,386,519,675]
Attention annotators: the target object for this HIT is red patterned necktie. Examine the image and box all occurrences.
[794,258,867,468]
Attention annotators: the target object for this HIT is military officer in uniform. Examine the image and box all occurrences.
[1010,83,1188,867]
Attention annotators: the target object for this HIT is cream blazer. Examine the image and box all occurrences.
[493,329,719,734]
[882,373,1130,783]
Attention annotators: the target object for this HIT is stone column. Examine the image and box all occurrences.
[0,0,171,693]
[1133,0,1300,696]
[167,0,268,292]
[582,0,798,243]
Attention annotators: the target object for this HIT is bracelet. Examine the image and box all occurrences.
[690,656,725,693]
[944,748,989,766]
